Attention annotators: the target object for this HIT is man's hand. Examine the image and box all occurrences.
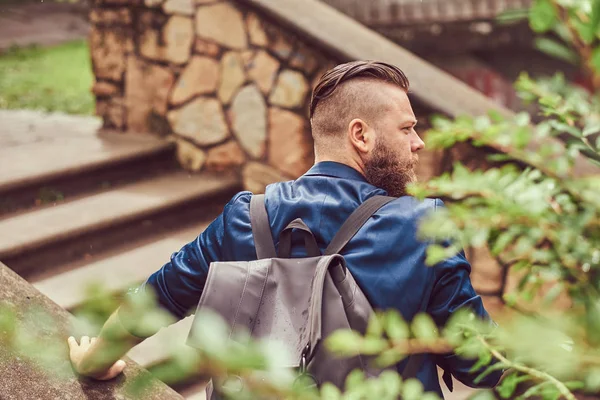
[68,336,126,380]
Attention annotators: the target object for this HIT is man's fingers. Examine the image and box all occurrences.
[68,337,82,366]
[90,337,97,346]
[67,336,78,350]
[97,360,126,381]
[80,336,90,347]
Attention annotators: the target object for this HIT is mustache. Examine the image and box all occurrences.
[410,154,419,166]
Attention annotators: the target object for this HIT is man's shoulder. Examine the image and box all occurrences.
[220,190,252,219]
[379,196,442,216]
[222,188,443,222]
[369,196,442,230]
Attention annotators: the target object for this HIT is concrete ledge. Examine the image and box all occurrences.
[0,110,174,194]
[0,171,239,260]
[0,262,182,400]
[33,226,207,311]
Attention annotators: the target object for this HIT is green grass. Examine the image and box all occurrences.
[0,40,95,115]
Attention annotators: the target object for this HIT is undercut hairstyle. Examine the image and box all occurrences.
[310,60,410,139]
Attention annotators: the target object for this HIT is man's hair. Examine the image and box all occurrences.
[310,61,410,138]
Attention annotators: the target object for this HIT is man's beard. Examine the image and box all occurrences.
[364,139,418,197]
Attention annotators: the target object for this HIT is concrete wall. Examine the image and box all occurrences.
[90,0,339,193]
[0,262,182,400]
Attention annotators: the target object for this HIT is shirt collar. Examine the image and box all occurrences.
[303,161,369,183]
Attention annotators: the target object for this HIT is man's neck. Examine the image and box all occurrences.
[313,155,367,178]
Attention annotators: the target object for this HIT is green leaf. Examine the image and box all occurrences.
[591,0,600,37]
[385,310,410,341]
[411,314,438,340]
[326,330,363,356]
[401,379,424,400]
[474,116,491,131]
[513,126,531,149]
[585,367,600,391]
[488,109,506,123]
[496,8,529,24]
[486,153,514,162]
[539,384,561,400]
[552,22,573,44]
[361,337,388,355]
[535,38,579,64]
[583,123,600,137]
[366,314,384,338]
[320,382,341,399]
[548,120,582,137]
[379,370,402,396]
[564,381,586,390]
[573,17,596,45]
[0,307,17,339]
[591,46,600,74]
[185,310,229,357]
[426,244,448,266]
[469,350,493,373]
[497,372,529,398]
[492,229,519,255]
[519,382,546,398]
[515,111,531,126]
[474,363,509,385]
[375,348,407,367]
[345,369,365,391]
[542,282,564,305]
[538,94,561,108]
[529,0,558,33]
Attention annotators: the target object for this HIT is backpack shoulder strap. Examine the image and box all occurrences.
[325,195,396,255]
[250,194,277,259]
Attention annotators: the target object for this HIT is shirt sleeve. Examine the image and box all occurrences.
[137,191,251,320]
[427,199,504,388]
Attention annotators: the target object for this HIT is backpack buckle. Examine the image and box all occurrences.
[299,343,311,373]
[295,343,318,390]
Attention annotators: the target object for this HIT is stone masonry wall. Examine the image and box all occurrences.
[90,0,337,193]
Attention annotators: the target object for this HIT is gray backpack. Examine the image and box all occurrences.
[188,194,422,398]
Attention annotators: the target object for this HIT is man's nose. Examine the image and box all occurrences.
[411,133,425,152]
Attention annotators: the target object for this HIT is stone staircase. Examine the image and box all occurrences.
[0,105,480,398]
[0,110,242,398]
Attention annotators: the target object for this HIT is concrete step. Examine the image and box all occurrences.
[0,171,241,278]
[32,226,206,309]
[0,110,177,216]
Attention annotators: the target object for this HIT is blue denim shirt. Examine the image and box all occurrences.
[142,161,501,396]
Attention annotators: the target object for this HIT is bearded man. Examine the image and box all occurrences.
[68,60,502,397]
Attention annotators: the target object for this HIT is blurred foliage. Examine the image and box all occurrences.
[407,0,600,398]
[2,1,600,400]
[0,40,94,115]
[74,285,449,400]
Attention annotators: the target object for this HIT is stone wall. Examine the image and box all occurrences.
[90,0,338,192]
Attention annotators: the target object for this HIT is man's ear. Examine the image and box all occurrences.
[348,118,373,155]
